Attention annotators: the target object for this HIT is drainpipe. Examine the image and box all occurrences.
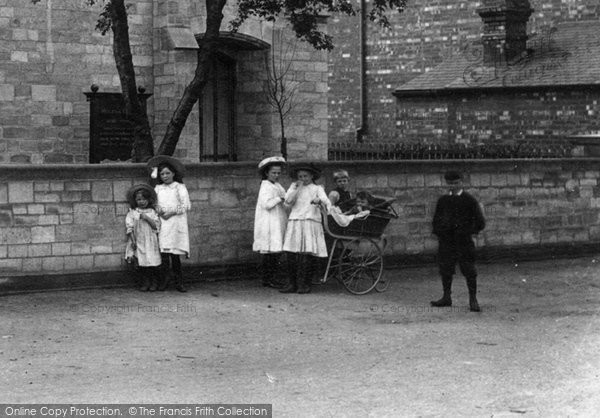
[356,0,367,143]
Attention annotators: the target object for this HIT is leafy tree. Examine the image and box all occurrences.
[33,0,407,159]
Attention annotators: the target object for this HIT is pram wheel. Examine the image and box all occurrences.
[374,276,390,292]
[337,238,383,295]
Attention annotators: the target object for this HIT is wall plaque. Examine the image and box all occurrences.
[85,87,152,163]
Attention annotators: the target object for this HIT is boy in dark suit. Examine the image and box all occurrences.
[431,171,486,312]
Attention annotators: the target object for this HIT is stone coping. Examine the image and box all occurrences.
[1,158,598,182]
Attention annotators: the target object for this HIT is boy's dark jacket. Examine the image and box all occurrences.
[335,188,354,212]
[432,191,486,238]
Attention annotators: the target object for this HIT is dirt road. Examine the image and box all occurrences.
[1,257,599,417]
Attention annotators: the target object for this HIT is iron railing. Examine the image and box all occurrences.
[328,141,576,161]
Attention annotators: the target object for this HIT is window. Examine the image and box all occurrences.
[199,53,236,161]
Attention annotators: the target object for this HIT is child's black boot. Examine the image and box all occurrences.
[157,269,171,291]
[466,276,480,312]
[261,254,281,288]
[280,252,298,293]
[139,274,151,292]
[175,272,187,293]
[430,275,453,307]
[148,267,159,292]
[297,255,313,294]
[157,255,170,291]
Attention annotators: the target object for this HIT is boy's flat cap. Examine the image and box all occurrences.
[444,171,463,182]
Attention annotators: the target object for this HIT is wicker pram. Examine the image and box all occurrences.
[327,196,398,238]
[318,195,398,295]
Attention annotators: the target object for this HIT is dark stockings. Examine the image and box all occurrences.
[160,253,186,292]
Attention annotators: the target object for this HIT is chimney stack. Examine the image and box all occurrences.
[477,0,533,65]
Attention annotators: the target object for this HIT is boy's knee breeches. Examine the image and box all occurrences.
[438,238,477,278]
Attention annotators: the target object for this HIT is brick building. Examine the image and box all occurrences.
[0,0,328,164]
[328,0,600,144]
[392,2,600,147]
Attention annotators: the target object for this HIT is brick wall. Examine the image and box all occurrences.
[328,0,600,142]
[396,90,600,144]
[2,159,600,288]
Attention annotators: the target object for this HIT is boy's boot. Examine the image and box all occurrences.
[175,272,187,293]
[297,255,312,294]
[280,253,298,293]
[430,275,453,307]
[466,276,480,312]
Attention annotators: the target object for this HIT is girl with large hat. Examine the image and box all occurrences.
[147,155,191,292]
[280,163,331,294]
[253,156,288,288]
[124,184,162,291]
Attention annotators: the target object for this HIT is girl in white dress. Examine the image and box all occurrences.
[281,163,331,294]
[125,184,161,291]
[149,156,191,292]
[253,156,288,288]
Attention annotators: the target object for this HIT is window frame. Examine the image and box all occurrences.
[199,52,237,162]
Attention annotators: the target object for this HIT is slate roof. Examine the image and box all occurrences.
[393,20,600,96]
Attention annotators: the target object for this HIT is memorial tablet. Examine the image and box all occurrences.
[85,87,152,163]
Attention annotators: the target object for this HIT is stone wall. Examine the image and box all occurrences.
[0,163,258,278]
[2,159,600,288]
[0,0,329,164]
[147,1,329,162]
[330,159,600,258]
[0,0,154,164]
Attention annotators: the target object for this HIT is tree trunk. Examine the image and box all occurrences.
[109,0,154,162]
[279,111,287,160]
[157,0,227,156]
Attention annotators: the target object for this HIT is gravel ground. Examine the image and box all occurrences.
[1,257,600,417]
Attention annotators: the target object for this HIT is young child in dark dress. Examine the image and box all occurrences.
[431,171,486,312]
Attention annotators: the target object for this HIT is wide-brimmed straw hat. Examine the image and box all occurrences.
[289,162,321,181]
[258,156,286,175]
[126,183,157,208]
[147,155,185,178]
